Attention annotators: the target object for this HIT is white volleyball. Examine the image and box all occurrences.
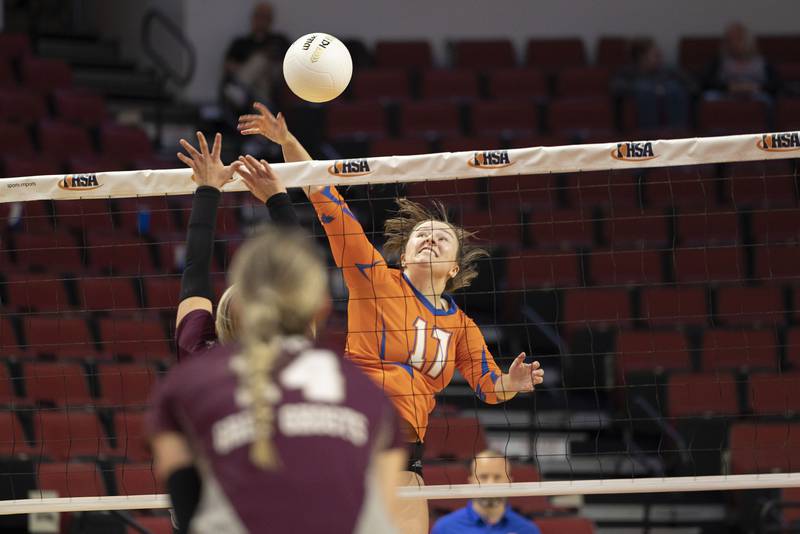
[282,33,353,103]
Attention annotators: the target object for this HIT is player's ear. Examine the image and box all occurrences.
[448,263,460,279]
[400,253,406,269]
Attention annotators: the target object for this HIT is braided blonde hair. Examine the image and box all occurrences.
[228,226,328,469]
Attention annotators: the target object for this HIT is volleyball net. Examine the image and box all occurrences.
[0,131,799,529]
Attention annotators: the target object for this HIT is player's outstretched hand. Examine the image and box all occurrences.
[507,353,544,393]
[236,155,286,203]
[178,132,240,191]
[238,102,292,145]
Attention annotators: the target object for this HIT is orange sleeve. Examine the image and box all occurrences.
[310,186,389,290]
[455,316,503,404]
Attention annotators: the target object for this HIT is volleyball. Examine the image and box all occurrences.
[282,32,353,103]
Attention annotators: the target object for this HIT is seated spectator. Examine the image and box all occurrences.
[431,450,541,534]
[614,38,693,130]
[703,22,780,100]
[220,2,289,119]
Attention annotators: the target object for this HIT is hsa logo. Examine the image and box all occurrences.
[327,159,372,177]
[611,141,658,161]
[467,151,514,169]
[58,174,101,191]
[757,132,800,152]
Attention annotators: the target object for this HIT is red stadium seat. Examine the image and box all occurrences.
[672,247,744,284]
[678,37,720,76]
[438,135,502,153]
[37,462,106,498]
[526,38,587,70]
[452,39,516,69]
[77,277,140,313]
[676,210,740,245]
[536,517,595,534]
[54,198,116,231]
[749,372,800,416]
[562,288,632,331]
[566,170,640,209]
[486,68,547,100]
[422,464,470,512]
[400,100,462,137]
[67,154,125,174]
[142,275,181,312]
[757,35,800,63]
[776,97,800,132]
[350,69,409,101]
[23,317,96,358]
[98,317,171,361]
[100,124,153,165]
[783,487,800,525]
[640,287,708,327]
[554,66,611,97]
[374,40,433,70]
[729,422,800,474]
[0,58,15,87]
[461,209,522,247]
[115,463,160,495]
[39,120,94,163]
[644,164,720,209]
[786,328,800,370]
[86,232,156,275]
[587,249,663,286]
[2,155,60,180]
[505,250,580,289]
[0,88,47,124]
[115,197,179,236]
[549,97,614,136]
[528,207,595,249]
[667,372,739,418]
[0,123,33,156]
[424,417,488,460]
[12,231,82,272]
[420,69,479,100]
[33,411,113,461]
[722,160,797,208]
[698,99,769,135]
[405,176,481,205]
[605,208,670,249]
[127,517,173,534]
[470,100,538,136]
[2,272,71,312]
[488,173,559,210]
[0,411,32,455]
[0,318,21,355]
[53,89,107,127]
[20,57,72,92]
[754,244,800,283]
[0,33,31,60]
[616,331,691,381]
[1,199,54,232]
[596,37,630,68]
[370,137,431,157]
[325,101,388,139]
[701,329,777,371]
[22,362,92,406]
[96,364,156,408]
[751,209,800,244]
[0,363,16,405]
[716,286,785,326]
[113,411,151,462]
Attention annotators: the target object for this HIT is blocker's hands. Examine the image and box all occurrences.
[236,154,286,203]
[506,353,544,393]
[178,132,240,190]
[238,102,292,145]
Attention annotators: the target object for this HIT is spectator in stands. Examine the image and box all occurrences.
[431,450,541,534]
[220,2,289,120]
[703,22,779,100]
[614,38,693,131]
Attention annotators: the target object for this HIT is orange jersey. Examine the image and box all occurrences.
[311,186,502,440]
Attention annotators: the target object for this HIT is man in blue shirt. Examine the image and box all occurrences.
[431,450,541,534]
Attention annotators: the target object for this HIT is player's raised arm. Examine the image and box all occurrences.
[175,132,240,330]
[239,101,388,288]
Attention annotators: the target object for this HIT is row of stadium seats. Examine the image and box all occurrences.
[0,88,107,127]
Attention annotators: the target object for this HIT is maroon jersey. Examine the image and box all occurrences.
[149,337,404,534]
[176,309,217,361]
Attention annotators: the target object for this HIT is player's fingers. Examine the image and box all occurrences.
[510,353,526,368]
[245,154,266,175]
[254,101,272,117]
[211,132,222,160]
[259,159,276,179]
[531,361,541,370]
[196,131,210,156]
[238,155,259,175]
[176,152,195,169]
[277,112,287,128]
[239,128,261,136]
[179,139,202,161]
